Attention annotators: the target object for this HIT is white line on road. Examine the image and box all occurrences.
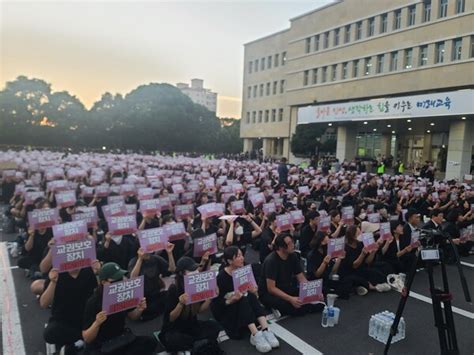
[268,322,323,355]
[0,242,26,355]
[460,261,474,268]
[0,266,19,271]
[404,290,474,319]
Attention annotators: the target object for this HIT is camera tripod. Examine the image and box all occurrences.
[383,231,471,355]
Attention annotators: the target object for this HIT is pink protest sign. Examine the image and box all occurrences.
[198,203,222,219]
[81,186,95,198]
[55,190,77,208]
[51,239,96,273]
[367,213,380,223]
[163,222,187,242]
[172,184,185,194]
[249,192,265,208]
[108,215,137,235]
[262,202,276,216]
[47,180,69,192]
[102,202,127,220]
[276,213,292,232]
[95,185,110,197]
[159,197,172,211]
[318,216,331,232]
[379,222,392,241]
[232,264,257,293]
[181,192,195,204]
[341,207,354,225]
[230,200,245,214]
[231,184,244,194]
[52,220,88,244]
[327,237,345,258]
[184,270,217,305]
[193,233,218,257]
[28,208,59,229]
[25,191,46,205]
[410,231,421,248]
[120,184,136,196]
[362,232,378,252]
[125,204,137,216]
[299,279,323,304]
[72,207,99,228]
[174,204,194,220]
[102,276,144,315]
[290,210,304,224]
[137,227,169,253]
[108,195,125,204]
[138,188,154,201]
[298,186,310,196]
[139,199,161,217]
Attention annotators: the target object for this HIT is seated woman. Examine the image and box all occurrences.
[211,246,279,353]
[379,220,416,274]
[159,257,222,353]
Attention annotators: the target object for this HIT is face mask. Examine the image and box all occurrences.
[112,235,123,244]
[235,226,244,235]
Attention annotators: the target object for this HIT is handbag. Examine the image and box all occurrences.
[100,329,136,354]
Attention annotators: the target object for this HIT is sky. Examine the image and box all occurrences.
[1,0,333,118]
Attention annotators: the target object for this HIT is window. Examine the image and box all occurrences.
[267,55,272,69]
[303,70,309,86]
[259,84,264,96]
[266,82,271,96]
[254,59,259,72]
[435,42,445,63]
[246,112,250,124]
[404,48,413,69]
[471,36,474,58]
[439,0,448,18]
[305,37,311,53]
[271,109,276,122]
[274,53,279,67]
[278,108,283,122]
[423,0,431,22]
[264,110,269,123]
[334,28,340,46]
[312,68,318,84]
[353,60,359,77]
[368,18,375,37]
[253,85,257,98]
[252,111,256,123]
[455,0,465,14]
[376,54,384,73]
[258,111,263,123]
[355,21,362,40]
[323,32,329,48]
[247,86,252,99]
[282,52,287,66]
[273,81,277,95]
[419,45,428,66]
[342,62,348,79]
[408,6,416,26]
[452,38,463,61]
[248,61,253,74]
[380,13,388,33]
[394,10,402,30]
[280,80,285,93]
[331,64,337,81]
[322,67,327,82]
[390,51,398,71]
[364,57,372,75]
[344,25,351,43]
[314,35,320,51]
[261,58,265,71]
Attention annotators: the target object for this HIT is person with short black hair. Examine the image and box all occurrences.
[299,211,319,258]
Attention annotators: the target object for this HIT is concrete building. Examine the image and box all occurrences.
[177,79,218,113]
[240,0,474,179]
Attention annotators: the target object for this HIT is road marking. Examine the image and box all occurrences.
[0,242,26,355]
[268,322,323,355]
[404,290,474,319]
[460,261,474,268]
[0,266,19,271]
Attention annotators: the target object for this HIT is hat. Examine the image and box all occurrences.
[175,256,199,273]
[99,262,127,281]
[361,221,380,233]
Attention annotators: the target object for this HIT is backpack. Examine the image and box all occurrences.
[191,339,225,355]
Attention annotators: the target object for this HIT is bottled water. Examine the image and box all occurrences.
[368,311,405,344]
[327,307,335,327]
[333,307,340,324]
[321,306,328,328]
[369,316,375,337]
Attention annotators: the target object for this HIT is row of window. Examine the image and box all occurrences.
[303,0,465,54]
[247,80,286,99]
[245,108,285,124]
[302,37,472,86]
[248,52,287,74]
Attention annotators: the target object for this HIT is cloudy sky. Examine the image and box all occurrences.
[1,0,333,118]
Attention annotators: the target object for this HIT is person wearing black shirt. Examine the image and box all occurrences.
[277,158,288,186]
[96,232,139,270]
[41,266,98,354]
[82,262,157,355]
[18,227,53,275]
[259,233,322,316]
[211,247,279,352]
[318,193,333,213]
[299,211,319,258]
[380,221,415,274]
[225,215,262,255]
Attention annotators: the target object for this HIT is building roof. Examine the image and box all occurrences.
[243,28,290,46]
[289,0,343,22]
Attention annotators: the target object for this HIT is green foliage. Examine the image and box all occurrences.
[290,123,327,156]
[0,76,242,153]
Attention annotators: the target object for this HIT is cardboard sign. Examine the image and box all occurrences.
[102,276,144,315]
[52,220,88,244]
[289,209,304,224]
[362,232,378,252]
[27,208,59,229]
[72,207,99,228]
[51,239,96,273]
[184,270,217,305]
[163,222,186,241]
[318,216,331,232]
[174,204,194,220]
[139,199,161,217]
[193,233,218,257]
[299,279,323,304]
[230,200,245,214]
[276,213,292,232]
[108,215,137,235]
[379,222,392,241]
[137,227,169,253]
[410,231,421,248]
[249,192,265,208]
[232,264,257,293]
[327,237,345,258]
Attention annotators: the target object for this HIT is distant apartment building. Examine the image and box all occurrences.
[176,79,218,113]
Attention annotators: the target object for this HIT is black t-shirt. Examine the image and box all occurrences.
[259,227,275,263]
[161,283,200,333]
[212,269,234,315]
[127,255,169,296]
[299,224,316,257]
[29,229,53,264]
[96,234,139,270]
[341,241,364,275]
[306,248,333,281]
[51,267,97,324]
[259,251,302,297]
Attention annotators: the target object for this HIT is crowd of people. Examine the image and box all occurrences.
[1,149,473,355]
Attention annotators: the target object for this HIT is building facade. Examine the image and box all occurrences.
[240,0,474,179]
[177,79,218,113]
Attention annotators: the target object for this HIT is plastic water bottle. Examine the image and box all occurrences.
[369,316,375,337]
[333,307,340,324]
[327,307,335,327]
[321,306,328,327]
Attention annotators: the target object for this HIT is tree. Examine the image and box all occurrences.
[290,123,327,156]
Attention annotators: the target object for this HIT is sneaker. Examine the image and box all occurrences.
[262,330,279,348]
[250,331,272,353]
[375,283,391,292]
[356,286,368,296]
